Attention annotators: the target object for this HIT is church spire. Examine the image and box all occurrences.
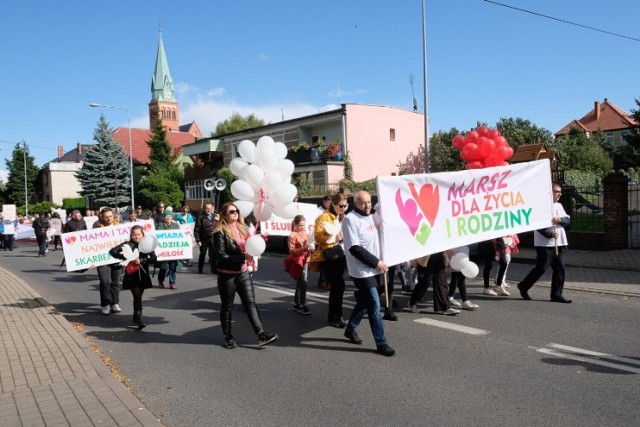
[151,31,175,102]
[149,30,179,131]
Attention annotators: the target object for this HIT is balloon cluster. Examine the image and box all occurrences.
[451,126,514,170]
[229,136,298,256]
[450,252,479,279]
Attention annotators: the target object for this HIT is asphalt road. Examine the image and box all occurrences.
[2,242,640,427]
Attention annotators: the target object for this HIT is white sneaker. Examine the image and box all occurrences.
[502,282,511,288]
[462,301,479,310]
[101,306,111,315]
[405,302,418,313]
[448,298,462,308]
[438,308,460,315]
[493,286,510,296]
[110,304,122,313]
[483,288,498,296]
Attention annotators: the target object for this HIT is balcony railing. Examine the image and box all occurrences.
[286,148,342,165]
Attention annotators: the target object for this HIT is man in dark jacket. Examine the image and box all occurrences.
[32,213,50,257]
[63,210,88,233]
[194,202,218,274]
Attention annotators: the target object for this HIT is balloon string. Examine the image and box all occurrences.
[253,188,267,235]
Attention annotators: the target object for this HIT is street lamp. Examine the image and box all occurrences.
[89,103,135,209]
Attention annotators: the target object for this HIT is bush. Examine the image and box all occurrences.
[293,176,314,197]
[338,178,376,195]
[62,197,86,211]
[564,170,602,190]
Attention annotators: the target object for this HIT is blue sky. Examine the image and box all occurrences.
[1,0,639,181]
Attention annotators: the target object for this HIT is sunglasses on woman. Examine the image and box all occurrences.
[226,209,239,215]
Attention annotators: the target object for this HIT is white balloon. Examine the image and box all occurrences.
[450,253,469,270]
[273,142,288,160]
[257,144,278,171]
[253,202,274,222]
[229,158,249,178]
[238,140,256,163]
[264,171,285,190]
[276,159,295,178]
[461,262,479,278]
[234,200,255,218]
[139,235,158,254]
[256,135,275,151]
[275,202,298,220]
[243,164,265,190]
[245,235,266,257]
[230,179,255,200]
[269,184,298,207]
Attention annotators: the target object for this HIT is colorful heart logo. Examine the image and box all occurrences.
[143,223,152,231]
[415,222,431,245]
[395,189,423,235]
[64,236,77,245]
[408,183,439,227]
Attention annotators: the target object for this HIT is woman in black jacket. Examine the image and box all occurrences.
[110,225,157,330]
[214,202,278,349]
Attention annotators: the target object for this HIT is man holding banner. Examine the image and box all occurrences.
[342,191,395,357]
[517,183,572,303]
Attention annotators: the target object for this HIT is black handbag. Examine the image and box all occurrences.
[323,244,345,261]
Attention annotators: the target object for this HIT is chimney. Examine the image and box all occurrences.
[57,145,64,158]
[77,143,82,154]
[595,100,601,121]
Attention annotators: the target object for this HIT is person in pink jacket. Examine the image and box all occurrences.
[287,215,312,315]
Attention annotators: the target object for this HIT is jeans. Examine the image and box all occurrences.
[158,261,178,285]
[217,271,264,337]
[495,253,511,286]
[294,263,308,306]
[36,235,47,255]
[448,271,467,301]
[347,276,387,347]
[97,265,121,307]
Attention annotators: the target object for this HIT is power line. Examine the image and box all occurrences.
[484,0,640,43]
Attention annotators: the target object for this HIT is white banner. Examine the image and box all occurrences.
[2,204,16,221]
[376,160,553,266]
[154,228,194,261]
[50,218,63,235]
[16,222,34,239]
[61,220,193,271]
[260,202,324,236]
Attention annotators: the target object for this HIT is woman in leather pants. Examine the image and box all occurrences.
[213,202,278,349]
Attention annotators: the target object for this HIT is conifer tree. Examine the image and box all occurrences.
[76,115,131,208]
[146,116,178,175]
[4,141,39,207]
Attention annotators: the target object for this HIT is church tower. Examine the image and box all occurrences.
[149,32,179,131]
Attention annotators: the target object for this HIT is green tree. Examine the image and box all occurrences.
[429,129,466,173]
[213,112,266,137]
[495,117,554,151]
[76,115,131,208]
[136,173,184,209]
[4,141,39,208]
[550,128,613,178]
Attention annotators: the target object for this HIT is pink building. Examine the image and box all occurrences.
[214,103,425,191]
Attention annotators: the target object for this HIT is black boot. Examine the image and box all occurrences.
[257,331,279,347]
[133,310,146,330]
[224,335,238,349]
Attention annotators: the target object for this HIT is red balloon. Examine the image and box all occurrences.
[476,126,489,136]
[486,129,500,139]
[466,130,479,144]
[466,161,484,170]
[452,134,466,150]
[504,146,514,160]
[496,161,510,167]
[494,136,509,147]
[494,146,510,161]
[462,142,482,161]
[478,138,496,158]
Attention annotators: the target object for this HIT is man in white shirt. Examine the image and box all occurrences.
[342,191,395,357]
[517,183,572,303]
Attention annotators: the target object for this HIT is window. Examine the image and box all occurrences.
[185,180,212,200]
[621,131,629,146]
[390,128,396,141]
[606,132,614,145]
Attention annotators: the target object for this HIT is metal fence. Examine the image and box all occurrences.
[561,186,604,233]
[628,184,640,248]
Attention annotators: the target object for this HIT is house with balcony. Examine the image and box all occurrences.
[555,98,638,147]
[210,104,424,194]
[39,143,90,204]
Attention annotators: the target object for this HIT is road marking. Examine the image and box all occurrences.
[254,282,356,308]
[413,318,490,336]
[536,343,640,374]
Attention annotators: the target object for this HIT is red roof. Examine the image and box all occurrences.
[112,128,197,164]
[556,99,638,136]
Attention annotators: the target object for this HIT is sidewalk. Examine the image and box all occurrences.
[0,267,162,427]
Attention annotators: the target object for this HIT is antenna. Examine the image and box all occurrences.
[409,73,418,111]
